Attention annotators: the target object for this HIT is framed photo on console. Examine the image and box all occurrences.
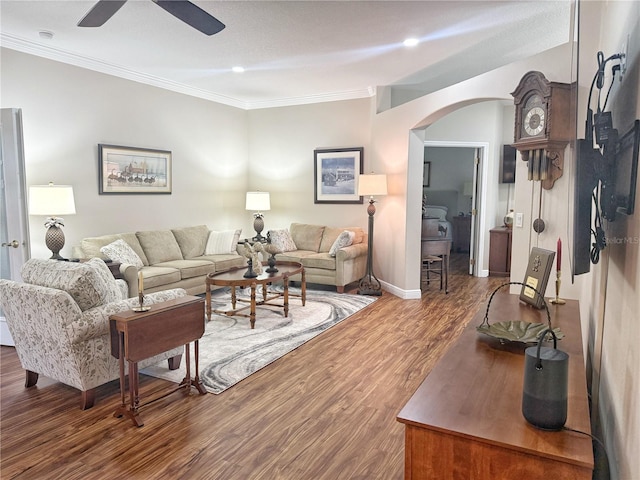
[519,247,555,309]
[98,144,172,194]
[313,147,363,204]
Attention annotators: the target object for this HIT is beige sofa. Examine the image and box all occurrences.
[269,223,368,293]
[73,225,246,298]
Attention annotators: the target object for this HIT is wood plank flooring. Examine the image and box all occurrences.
[1,253,504,480]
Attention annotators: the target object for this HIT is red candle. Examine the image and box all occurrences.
[557,237,562,271]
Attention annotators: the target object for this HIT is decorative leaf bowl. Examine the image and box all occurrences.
[476,321,564,344]
[477,282,563,345]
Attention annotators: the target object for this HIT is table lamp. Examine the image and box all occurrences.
[29,182,76,259]
[357,173,387,296]
[245,191,270,242]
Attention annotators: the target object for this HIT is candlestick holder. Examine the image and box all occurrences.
[550,270,566,305]
[133,291,151,312]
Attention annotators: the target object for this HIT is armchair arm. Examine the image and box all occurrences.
[71,288,188,345]
[118,262,139,298]
[336,242,368,261]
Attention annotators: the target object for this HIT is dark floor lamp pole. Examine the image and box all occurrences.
[357,173,387,296]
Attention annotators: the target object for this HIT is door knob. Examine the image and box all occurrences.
[1,240,20,248]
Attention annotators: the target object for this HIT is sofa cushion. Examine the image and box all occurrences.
[289,223,325,252]
[300,253,337,270]
[21,258,121,312]
[196,254,246,272]
[205,229,241,255]
[100,239,144,269]
[81,233,149,266]
[329,231,355,257]
[268,229,297,253]
[136,230,184,265]
[139,266,182,289]
[153,259,216,280]
[275,250,318,263]
[172,225,209,259]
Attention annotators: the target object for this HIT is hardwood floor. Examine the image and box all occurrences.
[1,261,504,480]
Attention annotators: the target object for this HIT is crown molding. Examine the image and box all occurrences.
[1,33,374,111]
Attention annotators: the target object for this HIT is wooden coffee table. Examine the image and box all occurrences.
[205,261,305,329]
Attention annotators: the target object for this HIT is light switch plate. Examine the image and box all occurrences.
[515,213,524,228]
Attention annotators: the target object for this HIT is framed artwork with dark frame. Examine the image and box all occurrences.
[423,161,431,187]
[98,144,172,194]
[313,147,364,204]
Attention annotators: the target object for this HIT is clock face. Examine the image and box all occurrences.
[524,107,545,136]
[522,94,546,137]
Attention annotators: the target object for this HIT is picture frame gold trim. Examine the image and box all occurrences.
[98,144,172,195]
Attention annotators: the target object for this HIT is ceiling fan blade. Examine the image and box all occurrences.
[78,0,128,27]
[152,0,225,36]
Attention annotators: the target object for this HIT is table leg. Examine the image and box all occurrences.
[193,340,206,394]
[231,286,237,309]
[183,343,191,391]
[206,280,211,321]
[283,278,290,317]
[301,268,306,306]
[128,361,144,427]
[445,253,450,294]
[113,332,127,419]
[250,282,256,329]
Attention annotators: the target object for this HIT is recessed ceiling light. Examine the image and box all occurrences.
[403,38,419,47]
[232,66,245,73]
[39,30,54,40]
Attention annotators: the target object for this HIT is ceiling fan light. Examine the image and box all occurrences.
[403,38,419,47]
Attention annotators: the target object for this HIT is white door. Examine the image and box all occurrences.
[1,108,31,346]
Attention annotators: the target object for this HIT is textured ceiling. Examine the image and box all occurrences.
[0,1,573,110]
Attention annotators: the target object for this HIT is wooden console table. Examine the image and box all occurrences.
[109,296,206,427]
[397,293,593,479]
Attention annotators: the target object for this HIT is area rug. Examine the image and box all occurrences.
[140,287,376,394]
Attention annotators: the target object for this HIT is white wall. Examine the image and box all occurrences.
[577,2,640,479]
[0,49,251,259]
[246,100,372,234]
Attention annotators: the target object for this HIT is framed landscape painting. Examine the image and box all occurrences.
[313,147,364,204]
[98,144,172,194]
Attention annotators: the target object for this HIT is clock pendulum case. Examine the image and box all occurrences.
[511,71,573,190]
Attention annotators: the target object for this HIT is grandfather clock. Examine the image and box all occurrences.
[512,71,573,189]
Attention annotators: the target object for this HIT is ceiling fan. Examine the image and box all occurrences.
[78,0,225,36]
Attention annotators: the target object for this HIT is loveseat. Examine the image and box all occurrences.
[0,258,186,409]
[73,225,246,297]
[268,223,368,293]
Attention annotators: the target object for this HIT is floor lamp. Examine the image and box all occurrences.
[357,173,387,296]
[28,182,76,260]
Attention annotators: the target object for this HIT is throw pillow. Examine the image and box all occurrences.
[329,230,355,257]
[100,239,144,269]
[205,229,241,255]
[267,229,297,252]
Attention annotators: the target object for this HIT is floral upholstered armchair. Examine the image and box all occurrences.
[0,258,188,409]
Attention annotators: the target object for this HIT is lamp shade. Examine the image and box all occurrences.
[463,182,473,196]
[245,191,271,211]
[29,183,76,216]
[358,174,388,197]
